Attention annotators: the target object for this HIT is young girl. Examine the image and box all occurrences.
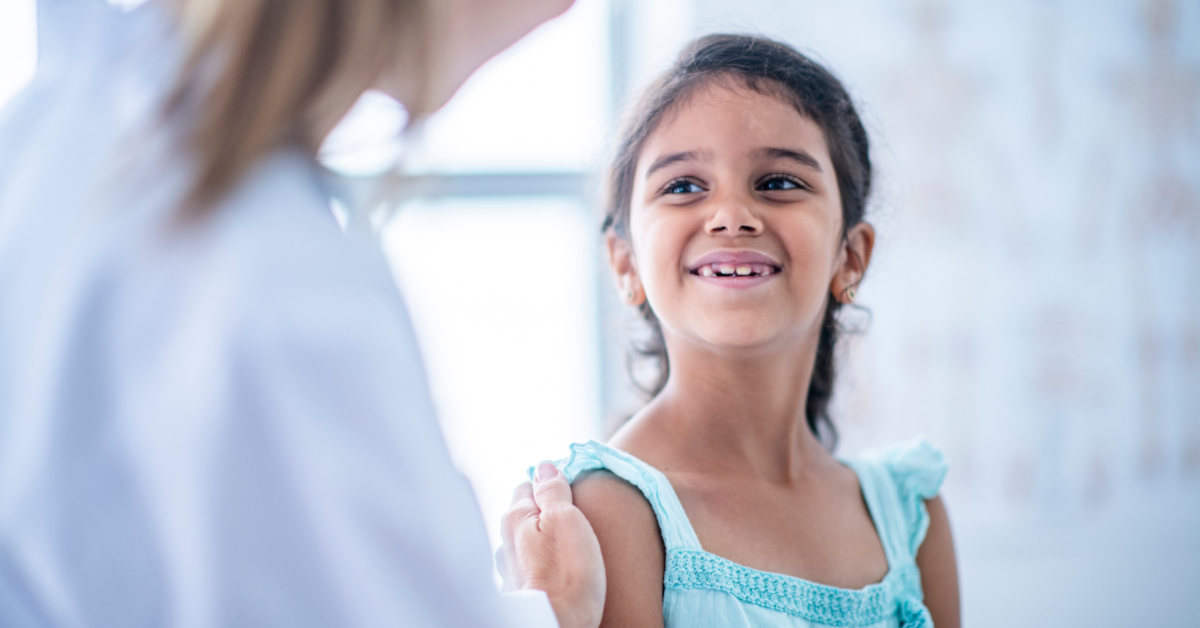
[551,35,960,627]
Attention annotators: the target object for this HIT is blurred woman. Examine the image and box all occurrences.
[0,0,602,626]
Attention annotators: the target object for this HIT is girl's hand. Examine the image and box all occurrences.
[497,463,606,628]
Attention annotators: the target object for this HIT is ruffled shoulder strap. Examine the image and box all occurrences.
[842,438,947,565]
[531,441,702,551]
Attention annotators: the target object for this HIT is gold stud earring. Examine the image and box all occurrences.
[625,289,635,303]
[845,288,856,303]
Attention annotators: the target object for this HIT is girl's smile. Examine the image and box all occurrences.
[687,249,782,288]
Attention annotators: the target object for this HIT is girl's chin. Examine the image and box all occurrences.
[690,327,792,352]
[659,307,814,351]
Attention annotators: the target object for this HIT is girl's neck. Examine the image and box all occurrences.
[623,334,831,485]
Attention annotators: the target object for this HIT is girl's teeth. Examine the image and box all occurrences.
[697,262,777,277]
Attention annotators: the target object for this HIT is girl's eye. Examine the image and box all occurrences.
[758,175,805,192]
[663,179,703,195]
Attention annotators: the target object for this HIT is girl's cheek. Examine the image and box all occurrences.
[779,231,838,295]
[632,215,685,302]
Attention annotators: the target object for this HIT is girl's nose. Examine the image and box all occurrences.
[704,196,763,236]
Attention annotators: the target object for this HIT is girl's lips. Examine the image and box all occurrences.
[687,250,782,271]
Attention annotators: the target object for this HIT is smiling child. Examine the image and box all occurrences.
[541,35,960,628]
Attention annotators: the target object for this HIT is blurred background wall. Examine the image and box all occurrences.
[2,0,1197,625]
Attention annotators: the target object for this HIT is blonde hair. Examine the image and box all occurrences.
[166,0,425,215]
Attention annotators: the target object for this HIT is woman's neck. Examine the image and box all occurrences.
[620,332,831,485]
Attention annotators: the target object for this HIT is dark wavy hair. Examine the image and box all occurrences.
[602,34,872,449]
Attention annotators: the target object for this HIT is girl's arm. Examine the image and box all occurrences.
[571,470,667,628]
[916,496,961,628]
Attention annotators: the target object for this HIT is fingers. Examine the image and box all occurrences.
[535,461,559,483]
[510,480,536,512]
[500,461,570,542]
[532,462,574,513]
[502,481,537,543]
[499,480,538,592]
[494,545,514,592]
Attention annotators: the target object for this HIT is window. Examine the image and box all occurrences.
[0,0,36,110]
[324,0,616,552]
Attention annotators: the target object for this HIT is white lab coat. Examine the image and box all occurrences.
[0,1,556,626]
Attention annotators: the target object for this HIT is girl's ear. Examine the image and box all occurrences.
[831,222,875,304]
[605,231,645,306]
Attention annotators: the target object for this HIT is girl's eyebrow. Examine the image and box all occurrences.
[758,147,823,172]
[644,150,711,178]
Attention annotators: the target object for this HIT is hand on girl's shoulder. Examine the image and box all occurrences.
[571,470,667,628]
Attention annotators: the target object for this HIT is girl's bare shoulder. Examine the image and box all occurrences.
[572,469,666,628]
[916,495,961,628]
[572,469,662,556]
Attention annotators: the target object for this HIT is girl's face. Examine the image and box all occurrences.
[609,82,873,353]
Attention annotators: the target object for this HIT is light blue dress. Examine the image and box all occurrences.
[546,439,946,628]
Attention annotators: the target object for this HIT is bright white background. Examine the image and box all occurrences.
[0,0,37,109]
[3,0,1198,625]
